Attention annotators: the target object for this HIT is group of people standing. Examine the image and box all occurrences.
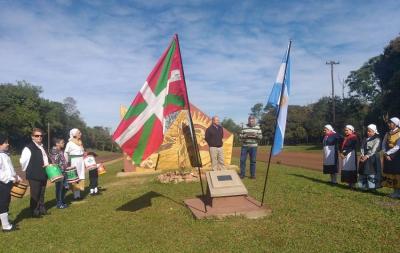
[205,115,263,178]
[323,117,400,198]
[0,127,101,232]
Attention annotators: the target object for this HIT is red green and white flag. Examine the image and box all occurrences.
[113,35,189,165]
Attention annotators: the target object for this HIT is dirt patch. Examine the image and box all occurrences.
[232,149,322,171]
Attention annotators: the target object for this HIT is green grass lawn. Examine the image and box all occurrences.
[1,157,399,253]
[251,145,322,153]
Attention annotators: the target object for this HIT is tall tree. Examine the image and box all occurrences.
[346,56,381,103]
[374,36,400,117]
[250,103,264,120]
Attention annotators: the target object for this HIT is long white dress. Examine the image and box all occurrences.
[64,141,85,180]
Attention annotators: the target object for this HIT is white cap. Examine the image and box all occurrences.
[324,124,334,132]
[367,124,379,134]
[345,125,354,132]
[69,128,80,141]
[390,117,400,127]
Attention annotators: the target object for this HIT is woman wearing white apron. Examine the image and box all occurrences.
[322,124,342,184]
[382,117,400,198]
[64,129,85,200]
[340,125,358,188]
[358,124,381,190]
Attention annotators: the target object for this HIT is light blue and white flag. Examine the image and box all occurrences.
[267,42,291,156]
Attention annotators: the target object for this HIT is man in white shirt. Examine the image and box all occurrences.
[20,128,49,218]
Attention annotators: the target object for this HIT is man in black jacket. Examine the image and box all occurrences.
[20,128,49,218]
[205,116,225,170]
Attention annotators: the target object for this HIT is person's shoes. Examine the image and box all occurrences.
[239,175,245,179]
[250,176,256,179]
[2,224,19,232]
[73,197,82,201]
[57,204,68,209]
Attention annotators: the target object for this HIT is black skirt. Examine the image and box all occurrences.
[383,152,400,175]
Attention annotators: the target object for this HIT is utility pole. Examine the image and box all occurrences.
[338,76,345,99]
[326,61,340,124]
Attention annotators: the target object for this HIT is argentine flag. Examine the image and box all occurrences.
[267,42,291,156]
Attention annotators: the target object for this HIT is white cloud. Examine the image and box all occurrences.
[0,0,399,129]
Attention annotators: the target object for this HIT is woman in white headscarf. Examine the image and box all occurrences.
[340,125,358,188]
[322,124,342,184]
[382,117,400,198]
[64,128,85,200]
[357,124,381,190]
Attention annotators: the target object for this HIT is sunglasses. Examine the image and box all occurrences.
[33,135,43,137]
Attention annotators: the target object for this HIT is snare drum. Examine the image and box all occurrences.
[45,164,64,183]
[11,181,28,198]
[84,155,97,171]
[65,166,79,183]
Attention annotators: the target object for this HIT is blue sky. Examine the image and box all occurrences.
[1,0,399,130]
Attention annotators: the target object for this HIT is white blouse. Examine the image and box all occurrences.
[0,152,17,184]
[64,141,84,161]
[20,142,49,171]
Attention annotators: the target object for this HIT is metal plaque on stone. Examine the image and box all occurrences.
[206,170,248,197]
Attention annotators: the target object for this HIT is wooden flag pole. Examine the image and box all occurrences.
[175,34,207,212]
[261,40,292,206]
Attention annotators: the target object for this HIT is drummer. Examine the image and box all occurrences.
[64,129,85,201]
[49,138,68,209]
[20,128,50,218]
[0,134,21,231]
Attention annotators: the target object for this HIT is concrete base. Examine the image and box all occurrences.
[184,195,272,219]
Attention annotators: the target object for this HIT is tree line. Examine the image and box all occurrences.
[222,35,400,146]
[0,81,115,152]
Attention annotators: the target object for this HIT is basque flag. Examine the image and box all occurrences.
[267,41,292,156]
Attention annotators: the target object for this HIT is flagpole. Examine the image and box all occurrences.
[175,34,207,212]
[261,40,292,206]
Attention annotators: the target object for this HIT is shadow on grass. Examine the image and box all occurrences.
[13,188,91,225]
[289,173,387,197]
[116,191,185,212]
